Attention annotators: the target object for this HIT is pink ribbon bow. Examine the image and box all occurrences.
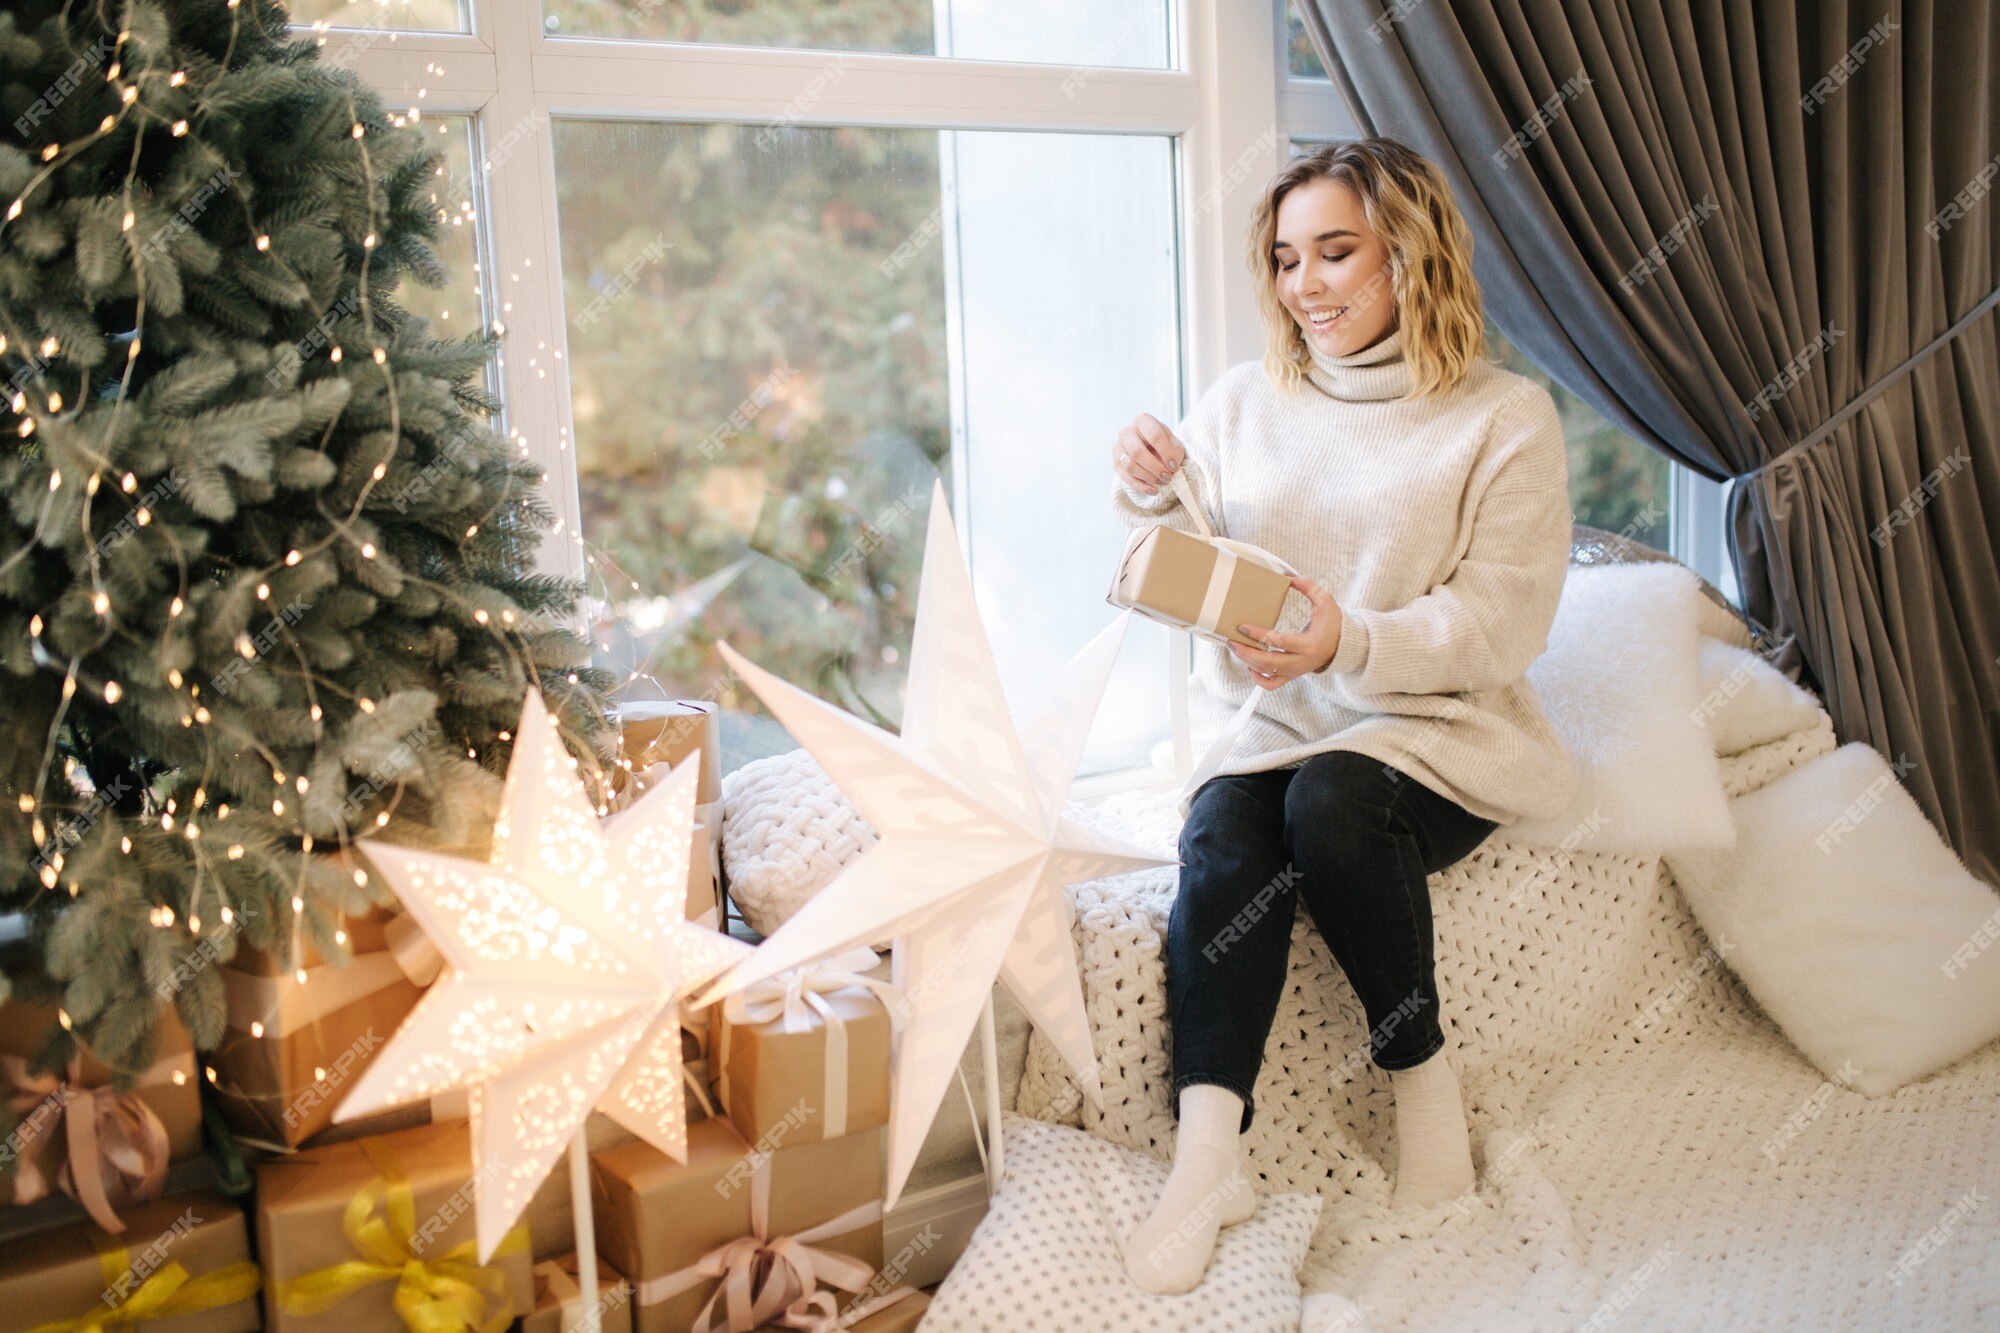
[633,1137,917,1333]
[2,1052,171,1233]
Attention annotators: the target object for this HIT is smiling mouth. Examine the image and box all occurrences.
[1305,306,1348,329]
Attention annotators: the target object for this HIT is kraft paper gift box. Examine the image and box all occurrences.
[616,700,721,806]
[712,947,895,1148]
[205,900,442,1148]
[0,1187,261,1333]
[1108,524,1296,649]
[589,1118,886,1333]
[255,1118,534,1333]
[0,997,204,1233]
[524,1252,634,1333]
[1107,471,1297,649]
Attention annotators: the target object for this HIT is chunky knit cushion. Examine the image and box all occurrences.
[923,1116,1320,1331]
[718,746,877,936]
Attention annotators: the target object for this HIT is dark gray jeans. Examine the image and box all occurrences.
[1166,748,1497,1131]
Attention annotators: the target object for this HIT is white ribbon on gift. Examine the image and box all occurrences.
[220,911,443,1040]
[717,947,904,1141]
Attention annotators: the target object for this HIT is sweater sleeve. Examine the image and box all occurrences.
[1326,382,1571,695]
[1109,366,1234,539]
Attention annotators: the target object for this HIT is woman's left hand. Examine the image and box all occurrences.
[1230,576,1344,689]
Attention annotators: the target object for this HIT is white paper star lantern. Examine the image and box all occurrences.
[700,479,1170,1206]
[339,687,748,1261]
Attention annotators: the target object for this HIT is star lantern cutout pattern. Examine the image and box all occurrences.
[700,479,1171,1206]
[338,687,748,1261]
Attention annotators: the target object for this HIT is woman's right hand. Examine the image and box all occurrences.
[1113,413,1186,496]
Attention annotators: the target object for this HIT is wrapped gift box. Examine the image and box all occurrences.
[0,1187,261,1333]
[524,1252,633,1333]
[1108,523,1294,649]
[0,997,204,1232]
[615,700,720,806]
[255,1118,534,1333]
[206,901,439,1148]
[712,951,892,1148]
[613,701,724,927]
[590,1118,885,1333]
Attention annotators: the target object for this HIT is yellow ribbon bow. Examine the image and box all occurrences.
[270,1137,529,1333]
[27,1232,261,1333]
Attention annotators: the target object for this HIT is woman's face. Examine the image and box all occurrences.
[1272,177,1397,357]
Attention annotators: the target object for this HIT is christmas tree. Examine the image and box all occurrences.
[0,0,614,1081]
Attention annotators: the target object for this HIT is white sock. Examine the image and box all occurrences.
[1389,1048,1476,1209]
[1124,1085,1258,1294]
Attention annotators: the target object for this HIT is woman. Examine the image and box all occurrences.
[1110,138,1578,1294]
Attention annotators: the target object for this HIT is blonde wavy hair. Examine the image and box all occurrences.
[1246,137,1486,399]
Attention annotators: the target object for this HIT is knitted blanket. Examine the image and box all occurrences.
[1016,711,2000,1329]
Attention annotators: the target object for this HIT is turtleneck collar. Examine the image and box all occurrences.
[1304,325,1413,402]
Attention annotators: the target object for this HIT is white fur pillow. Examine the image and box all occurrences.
[719,747,877,936]
[1667,742,2000,1096]
[1692,638,1824,756]
[924,1116,1320,1331]
[1505,563,1735,853]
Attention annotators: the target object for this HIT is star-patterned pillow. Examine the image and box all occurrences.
[925,1116,1321,1331]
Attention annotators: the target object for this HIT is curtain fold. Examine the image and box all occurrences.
[1297,1,1999,888]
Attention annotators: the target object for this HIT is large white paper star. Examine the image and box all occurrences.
[339,688,748,1261]
[700,479,1169,1205]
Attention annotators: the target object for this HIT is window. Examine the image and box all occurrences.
[551,121,1182,775]
[397,116,489,342]
[1285,2,1328,80]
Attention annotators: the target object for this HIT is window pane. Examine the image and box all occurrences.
[398,116,489,343]
[1287,3,1328,79]
[1487,320,1672,546]
[554,121,1179,776]
[289,0,468,33]
[541,0,1173,69]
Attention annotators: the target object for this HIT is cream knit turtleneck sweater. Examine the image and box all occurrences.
[1111,328,1579,825]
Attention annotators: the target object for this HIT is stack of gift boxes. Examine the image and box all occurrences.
[590,949,929,1332]
[0,996,263,1331]
[0,699,930,1331]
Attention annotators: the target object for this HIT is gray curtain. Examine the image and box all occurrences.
[1296,1,1999,889]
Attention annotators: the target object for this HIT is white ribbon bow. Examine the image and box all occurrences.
[719,947,906,1140]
